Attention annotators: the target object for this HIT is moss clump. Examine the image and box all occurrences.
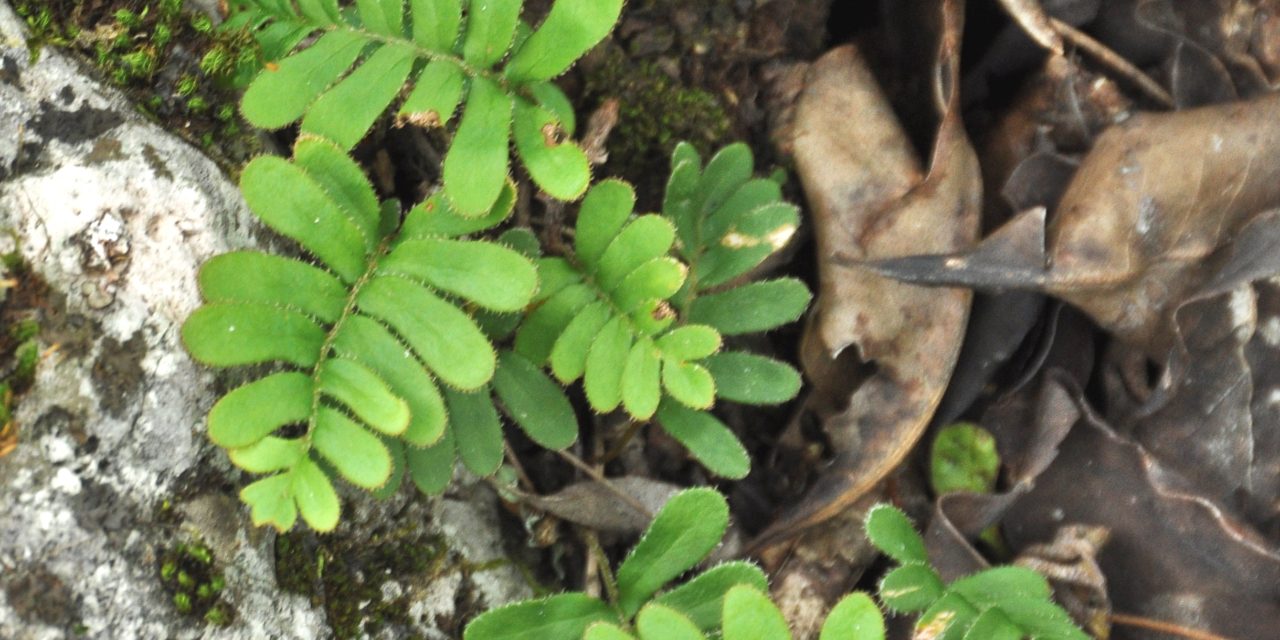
[583,46,732,192]
[157,540,233,626]
[12,0,260,163]
[276,529,449,639]
[0,249,44,458]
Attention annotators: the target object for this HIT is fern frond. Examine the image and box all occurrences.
[865,505,1090,640]
[510,142,812,479]
[226,0,623,215]
[182,136,557,531]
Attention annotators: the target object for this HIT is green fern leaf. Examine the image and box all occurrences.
[184,139,540,531]
[583,315,634,412]
[461,0,521,67]
[366,0,407,34]
[231,0,619,213]
[297,0,342,25]
[636,604,708,640]
[198,251,346,322]
[654,401,749,479]
[621,339,662,420]
[316,358,411,436]
[655,325,721,361]
[399,60,465,127]
[443,76,514,216]
[240,30,366,129]
[184,303,325,367]
[409,0,461,51]
[595,216,677,289]
[961,609,1021,640]
[515,283,596,362]
[616,488,729,617]
[512,100,591,201]
[240,473,300,531]
[865,504,929,565]
[462,594,615,640]
[330,315,447,446]
[208,372,313,448]
[878,564,945,613]
[702,352,801,405]
[686,278,810,336]
[300,42,416,149]
[313,406,394,489]
[229,436,308,473]
[915,592,979,640]
[660,359,715,410]
[550,301,612,383]
[722,585,792,640]
[657,144,812,422]
[505,0,624,82]
[614,258,686,313]
[493,350,577,449]
[820,593,885,640]
[406,427,456,494]
[510,150,811,477]
[574,179,636,265]
[653,562,769,631]
[379,238,538,312]
[584,623,637,640]
[400,185,517,238]
[446,386,505,476]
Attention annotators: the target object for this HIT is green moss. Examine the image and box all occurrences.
[157,539,233,627]
[275,529,451,639]
[12,1,262,164]
[9,319,38,343]
[583,47,732,194]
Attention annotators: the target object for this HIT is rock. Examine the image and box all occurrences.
[0,2,529,637]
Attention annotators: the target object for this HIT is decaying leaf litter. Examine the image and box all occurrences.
[723,0,1280,637]
[30,0,1280,636]
[436,0,1280,637]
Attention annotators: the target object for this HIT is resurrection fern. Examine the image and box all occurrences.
[465,493,1086,640]
[225,0,622,215]
[181,137,578,531]
[514,143,810,479]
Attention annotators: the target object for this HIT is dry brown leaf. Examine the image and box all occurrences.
[926,369,1280,639]
[870,91,1280,355]
[749,0,980,552]
[515,476,680,534]
[1004,397,1280,638]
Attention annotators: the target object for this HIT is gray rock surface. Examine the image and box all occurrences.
[0,3,529,638]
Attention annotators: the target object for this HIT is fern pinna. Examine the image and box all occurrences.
[181,137,578,531]
[515,143,811,479]
[226,0,622,215]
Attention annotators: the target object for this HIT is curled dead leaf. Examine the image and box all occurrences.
[750,0,979,552]
[868,91,1280,355]
[515,476,680,534]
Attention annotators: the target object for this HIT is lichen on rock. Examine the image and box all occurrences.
[0,2,530,637]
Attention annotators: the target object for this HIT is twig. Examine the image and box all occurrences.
[503,440,537,492]
[554,448,652,518]
[1050,18,1175,108]
[583,528,620,606]
[595,419,645,466]
[1109,612,1233,640]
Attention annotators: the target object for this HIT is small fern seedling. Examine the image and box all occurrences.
[224,0,622,215]
[865,505,1088,639]
[181,137,577,531]
[464,488,885,640]
[513,143,811,479]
